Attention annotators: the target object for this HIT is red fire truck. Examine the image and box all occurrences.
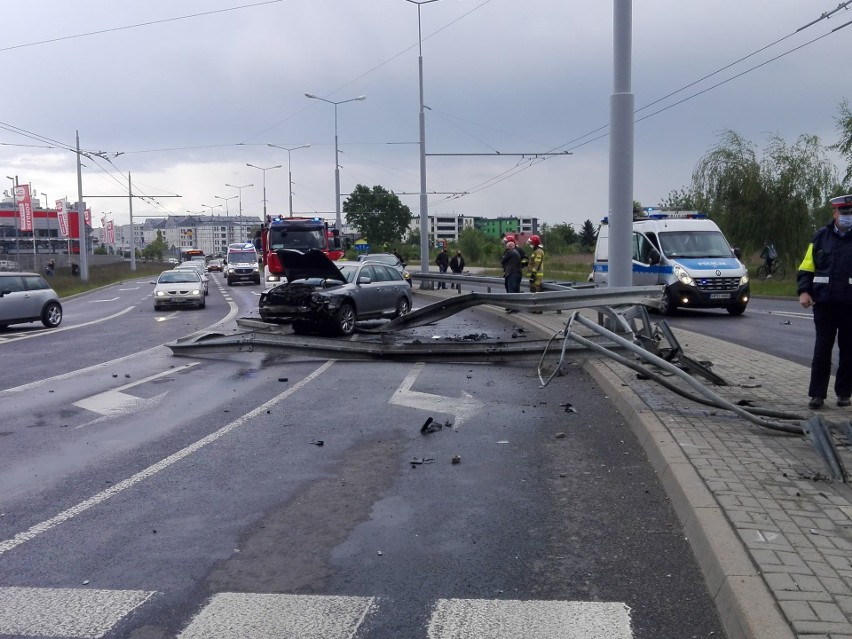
[259,216,345,284]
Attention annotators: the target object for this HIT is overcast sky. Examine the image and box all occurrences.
[1,0,849,230]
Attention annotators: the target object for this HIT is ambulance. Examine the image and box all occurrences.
[592,210,750,315]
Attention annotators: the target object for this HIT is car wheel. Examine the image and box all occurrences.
[657,290,677,316]
[154,304,161,311]
[726,302,747,316]
[394,296,411,318]
[226,278,232,286]
[334,302,356,336]
[41,301,62,328]
[199,299,206,309]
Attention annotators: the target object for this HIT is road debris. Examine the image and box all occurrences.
[451,455,462,464]
[560,403,577,413]
[310,440,324,446]
[411,457,435,466]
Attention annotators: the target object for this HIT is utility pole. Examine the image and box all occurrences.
[75,131,90,281]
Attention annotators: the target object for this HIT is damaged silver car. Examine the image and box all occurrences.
[258,249,412,335]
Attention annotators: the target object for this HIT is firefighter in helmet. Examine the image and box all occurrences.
[526,235,545,313]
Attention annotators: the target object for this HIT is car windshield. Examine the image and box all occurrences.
[338,265,359,283]
[159,272,199,283]
[228,251,256,264]
[657,231,732,259]
[269,227,325,251]
[365,255,398,266]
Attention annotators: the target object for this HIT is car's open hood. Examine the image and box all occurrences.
[276,248,346,283]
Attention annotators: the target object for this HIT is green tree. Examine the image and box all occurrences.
[458,226,501,263]
[660,188,697,210]
[343,185,412,248]
[692,128,838,263]
[578,219,597,250]
[831,98,852,187]
[141,230,168,261]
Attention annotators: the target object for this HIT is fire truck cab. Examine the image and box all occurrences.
[260,216,344,284]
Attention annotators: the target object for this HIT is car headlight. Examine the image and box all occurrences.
[156,290,166,296]
[673,264,694,286]
[740,274,749,285]
[191,289,201,295]
[266,274,280,282]
[310,293,327,305]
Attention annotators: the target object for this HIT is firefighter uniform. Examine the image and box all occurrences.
[797,194,852,406]
[527,246,545,292]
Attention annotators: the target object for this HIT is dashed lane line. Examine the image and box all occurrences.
[0,361,335,557]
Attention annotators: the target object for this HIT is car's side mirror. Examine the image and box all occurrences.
[648,248,661,266]
[150,281,156,285]
[358,276,372,285]
[732,247,742,259]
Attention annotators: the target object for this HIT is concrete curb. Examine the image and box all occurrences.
[412,289,795,638]
[584,360,794,639]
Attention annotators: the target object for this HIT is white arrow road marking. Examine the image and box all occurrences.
[154,311,180,322]
[72,363,198,420]
[389,362,483,429]
[90,297,120,303]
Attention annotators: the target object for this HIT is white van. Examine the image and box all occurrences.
[224,242,261,286]
[592,211,750,315]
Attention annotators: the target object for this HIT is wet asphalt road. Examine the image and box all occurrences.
[0,276,725,638]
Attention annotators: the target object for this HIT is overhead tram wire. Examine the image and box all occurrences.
[448,4,852,200]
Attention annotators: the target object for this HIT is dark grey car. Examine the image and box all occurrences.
[0,272,63,329]
[258,249,412,335]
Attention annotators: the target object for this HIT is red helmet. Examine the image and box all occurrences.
[503,234,516,244]
[529,234,541,247]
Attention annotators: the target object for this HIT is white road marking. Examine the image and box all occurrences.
[90,297,120,303]
[154,311,180,322]
[427,599,633,638]
[0,306,135,344]
[118,287,140,291]
[0,360,335,557]
[390,362,483,429]
[178,593,375,639]
[72,363,198,422]
[0,587,156,639]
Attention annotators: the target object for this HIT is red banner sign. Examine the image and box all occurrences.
[56,199,69,238]
[14,185,33,232]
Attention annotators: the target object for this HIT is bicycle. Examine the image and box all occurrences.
[756,260,786,280]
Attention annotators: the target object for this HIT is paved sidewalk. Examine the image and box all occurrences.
[516,308,852,639]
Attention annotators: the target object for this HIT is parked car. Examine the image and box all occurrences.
[207,259,224,272]
[152,270,205,311]
[258,249,412,335]
[173,262,209,295]
[357,253,412,286]
[0,272,62,329]
[0,260,21,272]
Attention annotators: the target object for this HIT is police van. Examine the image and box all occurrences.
[592,210,750,315]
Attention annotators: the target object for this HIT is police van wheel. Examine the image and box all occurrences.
[726,302,747,316]
[658,291,677,316]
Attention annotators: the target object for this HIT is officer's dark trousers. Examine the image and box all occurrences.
[809,302,852,399]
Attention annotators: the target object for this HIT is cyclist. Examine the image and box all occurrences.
[760,240,778,278]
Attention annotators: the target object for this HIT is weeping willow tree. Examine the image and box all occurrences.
[691,129,838,264]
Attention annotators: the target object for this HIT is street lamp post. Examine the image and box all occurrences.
[267,144,310,218]
[405,0,440,274]
[214,194,238,245]
[304,93,366,229]
[246,163,282,223]
[225,182,253,242]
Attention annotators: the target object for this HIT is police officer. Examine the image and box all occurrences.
[798,193,852,409]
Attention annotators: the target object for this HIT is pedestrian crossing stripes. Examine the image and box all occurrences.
[0,587,633,638]
[0,587,156,638]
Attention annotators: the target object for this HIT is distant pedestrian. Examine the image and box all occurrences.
[393,248,406,268]
[435,246,449,289]
[449,250,465,290]
[760,240,778,277]
[797,193,852,409]
[526,235,545,313]
[45,259,55,276]
[501,241,522,311]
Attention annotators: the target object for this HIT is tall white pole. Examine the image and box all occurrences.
[129,172,136,271]
[75,131,89,281]
[608,0,634,288]
[405,0,439,275]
